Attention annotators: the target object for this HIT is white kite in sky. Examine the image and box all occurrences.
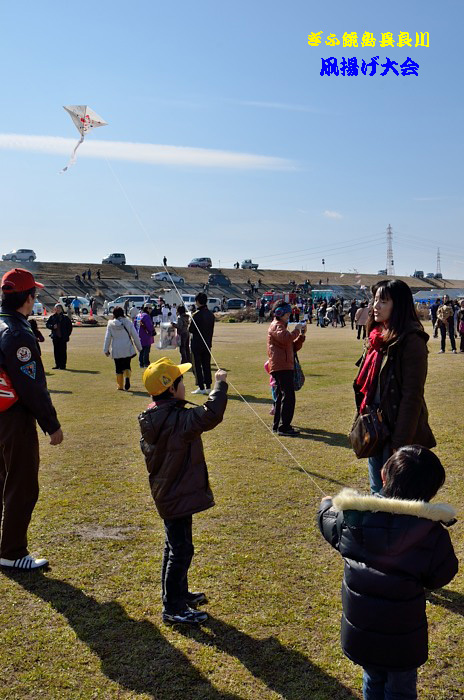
[61,105,107,173]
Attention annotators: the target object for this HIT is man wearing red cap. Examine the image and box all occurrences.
[0,268,63,570]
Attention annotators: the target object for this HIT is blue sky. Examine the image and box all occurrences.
[0,1,462,277]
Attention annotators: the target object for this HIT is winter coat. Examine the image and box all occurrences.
[136,312,154,347]
[457,309,464,333]
[318,488,458,671]
[437,304,454,324]
[45,313,73,342]
[176,313,190,337]
[138,380,227,519]
[103,317,142,358]
[354,306,369,326]
[0,310,60,435]
[267,319,305,372]
[354,323,436,450]
[190,305,215,352]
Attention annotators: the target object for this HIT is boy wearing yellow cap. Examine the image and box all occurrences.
[138,357,227,625]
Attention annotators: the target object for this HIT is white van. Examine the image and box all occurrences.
[181,295,221,312]
[104,295,151,314]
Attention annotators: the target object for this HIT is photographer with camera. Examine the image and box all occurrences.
[267,301,306,437]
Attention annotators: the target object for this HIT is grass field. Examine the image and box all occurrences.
[0,321,462,700]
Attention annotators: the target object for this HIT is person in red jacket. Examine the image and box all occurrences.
[267,301,306,436]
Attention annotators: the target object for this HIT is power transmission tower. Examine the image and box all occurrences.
[386,224,395,275]
[436,248,441,277]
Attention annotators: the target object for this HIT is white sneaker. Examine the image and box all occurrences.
[0,555,49,570]
[203,389,210,395]
[191,388,205,395]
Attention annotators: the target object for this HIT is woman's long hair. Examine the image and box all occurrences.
[366,279,423,342]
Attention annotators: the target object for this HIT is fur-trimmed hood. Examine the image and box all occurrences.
[332,488,456,525]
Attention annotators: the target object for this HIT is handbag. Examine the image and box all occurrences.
[349,361,393,459]
[293,352,305,391]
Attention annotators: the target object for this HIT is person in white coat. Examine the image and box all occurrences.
[103,306,142,390]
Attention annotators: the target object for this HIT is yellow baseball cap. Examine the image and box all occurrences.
[143,357,192,396]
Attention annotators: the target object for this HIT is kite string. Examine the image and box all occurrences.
[103,158,328,499]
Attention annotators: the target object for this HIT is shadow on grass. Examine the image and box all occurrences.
[177,615,357,699]
[7,573,240,700]
[427,588,464,616]
[295,427,350,449]
[65,369,100,374]
[49,389,73,394]
[228,394,274,405]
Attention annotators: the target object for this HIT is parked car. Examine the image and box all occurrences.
[425,272,435,278]
[188,257,212,269]
[32,300,43,315]
[102,253,126,265]
[207,297,222,312]
[208,273,231,286]
[241,259,258,270]
[151,271,185,284]
[59,296,91,314]
[227,298,246,310]
[103,294,151,315]
[2,249,36,262]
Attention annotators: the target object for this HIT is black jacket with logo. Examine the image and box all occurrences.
[0,310,60,434]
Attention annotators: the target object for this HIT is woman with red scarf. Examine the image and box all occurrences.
[353,280,436,493]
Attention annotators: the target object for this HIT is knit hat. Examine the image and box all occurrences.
[273,303,292,318]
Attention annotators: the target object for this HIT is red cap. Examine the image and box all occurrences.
[1,268,44,293]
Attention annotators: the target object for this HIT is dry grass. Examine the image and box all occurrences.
[0,322,462,699]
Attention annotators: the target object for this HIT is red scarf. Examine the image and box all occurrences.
[356,327,386,412]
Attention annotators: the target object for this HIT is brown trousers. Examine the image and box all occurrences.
[0,404,40,559]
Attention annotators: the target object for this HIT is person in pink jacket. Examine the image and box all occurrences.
[267,301,306,436]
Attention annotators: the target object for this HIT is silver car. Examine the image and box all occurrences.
[2,249,37,262]
[151,271,185,284]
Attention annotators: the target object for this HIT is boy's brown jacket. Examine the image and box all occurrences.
[138,381,227,519]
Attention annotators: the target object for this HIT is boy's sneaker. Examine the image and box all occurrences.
[191,388,205,395]
[278,427,300,437]
[452,349,457,354]
[162,607,208,625]
[0,555,49,571]
[186,591,207,607]
[124,377,130,390]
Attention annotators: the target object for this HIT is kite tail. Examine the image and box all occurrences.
[60,134,85,174]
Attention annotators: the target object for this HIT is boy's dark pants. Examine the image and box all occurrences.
[162,515,194,613]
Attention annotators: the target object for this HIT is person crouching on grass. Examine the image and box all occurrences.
[317,446,458,700]
[138,357,227,625]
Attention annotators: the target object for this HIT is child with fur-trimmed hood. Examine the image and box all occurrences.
[318,446,458,699]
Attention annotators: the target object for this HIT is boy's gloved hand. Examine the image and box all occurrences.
[215,369,227,382]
